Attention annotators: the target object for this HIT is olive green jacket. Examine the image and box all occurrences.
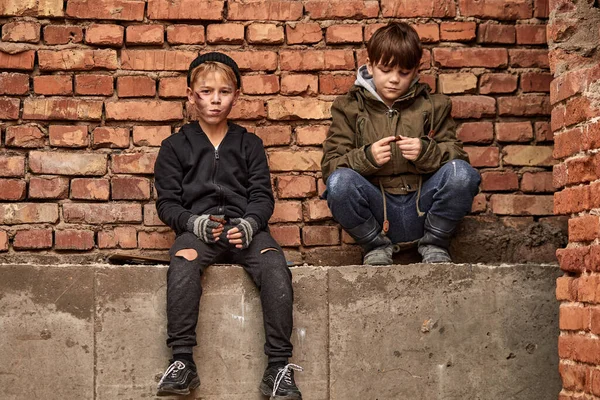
[321,67,469,195]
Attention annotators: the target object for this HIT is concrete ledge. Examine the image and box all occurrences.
[0,263,561,400]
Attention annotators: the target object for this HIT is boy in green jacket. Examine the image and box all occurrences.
[321,22,481,265]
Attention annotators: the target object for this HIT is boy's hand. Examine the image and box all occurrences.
[187,214,224,243]
[227,217,259,249]
[395,135,422,161]
[369,136,398,166]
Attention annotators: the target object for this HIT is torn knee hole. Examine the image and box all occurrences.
[175,248,198,261]
[260,247,279,254]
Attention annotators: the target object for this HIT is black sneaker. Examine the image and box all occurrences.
[156,359,200,396]
[259,363,303,400]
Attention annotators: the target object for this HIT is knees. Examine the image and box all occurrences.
[175,248,197,261]
[326,168,363,199]
[444,160,481,192]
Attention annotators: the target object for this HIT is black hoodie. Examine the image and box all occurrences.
[154,121,274,234]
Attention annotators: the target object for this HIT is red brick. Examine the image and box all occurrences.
[2,21,40,43]
[277,175,317,198]
[228,1,302,20]
[569,215,600,242]
[450,96,496,119]
[98,226,138,249]
[534,0,549,17]
[477,24,516,44]
[560,305,590,331]
[0,72,29,95]
[0,50,35,70]
[247,24,284,44]
[563,97,600,128]
[554,186,590,215]
[270,225,301,247]
[459,0,532,19]
[33,75,73,95]
[554,127,583,159]
[13,229,53,250]
[49,125,88,148]
[496,122,533,143]
[221,51,276,72]
[0,231,7,252]
[148,0,224,20]
[286,23,323,44]
[133,126,171,147]
[67,0,144,20]
[535,122,552,142]
[326,25,363,44]
[38,49,118,71]
[471,193,487,213]
[553,164,568,190]
[296,125,329,146]
[411,24,440,43]
[319,74,355,95]
[55,229,95,251]
[280,74,319,96]
[498,95,551,116]
[105,99,183,121]
[440,22,476,41]
[43,25,83,45]
[126,25,164,45]
[227,98,266,120]
[503,145,554,166]
[71,178,110,200]
[271,201,303,223]
[566,156,597,185]
[521,72,552,93]
[121,50,196,71]
[303,225,339,246]
[75,74,114,96]
[381,0,456,17]
[307,1,379,18]
[457,122,494,144]
[491,194,554,215]
[63,203,142,224]
[255,126,292,147]
[509,49,549,68]
[159,76,187,98]
[481,171,519,191]
[0,179,26,200]
[138,231,175,249]
[305,199,333,221]
[5,125,45,148]
[143,203,166,226]
[0,156,25,177]
[464,147,500,167]
[207,23,245,44]
[241,75,280,95]
[280,50,354,71]
[117,75,156,97]
[521,172,554,193]
[0,97,20,120]
[111,176,151,200]
[0,0,63,17]
[585,121,600,151]
[85,24,124,46]
[557,246,589,273]
[479,73,518,94]
[433,48,508,68]
[556,276,576,301]
[29,151,107,176]
[111,152,158,174]
[577,275,600,304]
[516,24,546,45]
[92,127,130,149]
[559,362,590,392]
[29,176,69,199]
[0,203,58,224]
[267,98,332,121]
[439,73,477,94]
[166,25,205,45]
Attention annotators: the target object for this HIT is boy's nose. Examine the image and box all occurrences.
[211,94,221,103]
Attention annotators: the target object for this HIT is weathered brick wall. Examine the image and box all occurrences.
[0,0,559,264]
[550,0,600,397]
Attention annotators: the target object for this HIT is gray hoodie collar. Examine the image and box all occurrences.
[354,65,420,107]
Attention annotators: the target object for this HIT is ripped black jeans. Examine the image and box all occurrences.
[166,229,293,362]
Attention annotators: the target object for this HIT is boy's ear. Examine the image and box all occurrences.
[366,57,373,75]
[186,87,196,105]
[231,88,241,106]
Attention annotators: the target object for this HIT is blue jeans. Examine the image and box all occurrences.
[324,160,481,245]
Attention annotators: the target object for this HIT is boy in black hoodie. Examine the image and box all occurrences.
[154,52,302,399]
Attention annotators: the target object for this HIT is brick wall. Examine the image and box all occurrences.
[0,0,558,264]
[550,0,600,397]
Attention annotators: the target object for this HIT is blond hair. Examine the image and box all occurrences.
[189,61,238,90]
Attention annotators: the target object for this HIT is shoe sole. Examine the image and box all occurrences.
[156,376,200,397]
[259,382,302,400]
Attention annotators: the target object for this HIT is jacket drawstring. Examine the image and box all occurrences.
[379,181,389,234]
[415,91,436,218]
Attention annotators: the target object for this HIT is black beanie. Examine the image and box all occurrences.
[187,52,242,89]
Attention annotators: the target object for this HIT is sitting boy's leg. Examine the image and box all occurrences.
[235,231,301,399]
[325,168,392,265]
[417,160,481,262]
[158,232,223,396]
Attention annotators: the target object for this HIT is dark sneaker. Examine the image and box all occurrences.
[156,360,200,396]
[418,244,452,263]
[363,243,393,265]
[259,363,303,400]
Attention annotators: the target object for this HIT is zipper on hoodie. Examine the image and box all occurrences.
[212,149,224,215]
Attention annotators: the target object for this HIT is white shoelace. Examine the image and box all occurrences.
[158,360,185,386]
[272,363,303,396]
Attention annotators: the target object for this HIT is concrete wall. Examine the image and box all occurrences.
[0,262,560,400]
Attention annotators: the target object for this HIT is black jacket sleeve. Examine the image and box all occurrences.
[242,138,274,230]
